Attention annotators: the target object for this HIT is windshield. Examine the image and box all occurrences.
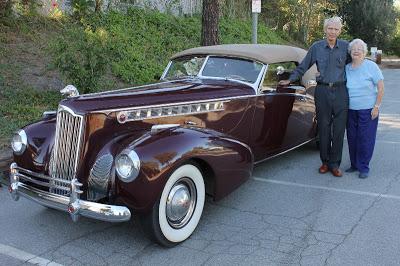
[164,56,206,80]
[201,56,263,83]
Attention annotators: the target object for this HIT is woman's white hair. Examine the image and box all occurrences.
[323,16,343,30]
[348,38,368,56]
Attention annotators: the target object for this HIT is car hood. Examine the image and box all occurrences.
[60,78,255,114]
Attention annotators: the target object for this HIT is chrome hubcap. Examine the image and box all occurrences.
[166,177,196,229]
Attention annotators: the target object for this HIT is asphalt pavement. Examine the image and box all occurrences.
[0,69,399,266]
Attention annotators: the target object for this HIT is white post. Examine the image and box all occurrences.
[251,0,261,44]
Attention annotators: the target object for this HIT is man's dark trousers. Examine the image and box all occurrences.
[314,83,348,169]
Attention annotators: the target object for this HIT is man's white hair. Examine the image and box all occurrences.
[323,16,343,30]
[348,38,368,56]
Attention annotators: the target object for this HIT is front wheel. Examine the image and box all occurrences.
[140,163,205,247]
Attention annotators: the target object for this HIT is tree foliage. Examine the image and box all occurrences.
[260,0,337,45]
[337,0,397,50]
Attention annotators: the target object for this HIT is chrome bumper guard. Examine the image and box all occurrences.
[4,163,131,223]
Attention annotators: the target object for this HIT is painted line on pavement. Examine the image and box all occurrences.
[0,244,63,266]
[380,100,400,103]
[343,138,400,145]
[373,140,400,145]
[252,177,400,201]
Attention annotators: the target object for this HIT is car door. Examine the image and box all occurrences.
[250,61,316,162]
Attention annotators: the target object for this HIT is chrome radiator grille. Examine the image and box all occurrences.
[49,106,84,195]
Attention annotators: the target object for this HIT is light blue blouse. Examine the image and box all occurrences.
[345,59,384,110]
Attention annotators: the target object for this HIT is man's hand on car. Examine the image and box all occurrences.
[278,79,291,86]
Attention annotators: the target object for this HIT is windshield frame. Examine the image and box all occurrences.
[161,55,266,92]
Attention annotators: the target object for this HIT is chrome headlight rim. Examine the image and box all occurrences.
[115,149,140,183]
[11,129,27,155]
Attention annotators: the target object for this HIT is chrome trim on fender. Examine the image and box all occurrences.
[219,137,253,156]
[116,100,226,123]
[254,138,317,165]
[8,163,131,222]
[97,98,230,115]
[151,124,180,134]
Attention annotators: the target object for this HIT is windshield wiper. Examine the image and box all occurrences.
[166,75,197,80]
[224,75,250,82]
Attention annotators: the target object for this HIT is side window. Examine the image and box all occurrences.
[262,62,297,90]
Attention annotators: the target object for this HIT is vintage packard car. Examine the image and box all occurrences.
[2,44,318,247]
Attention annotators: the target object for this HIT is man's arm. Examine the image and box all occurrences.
[279,45,315,85]
[344,41,351,64]
[289,46,315,82]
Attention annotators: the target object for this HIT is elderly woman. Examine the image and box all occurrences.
[345,39,384,178]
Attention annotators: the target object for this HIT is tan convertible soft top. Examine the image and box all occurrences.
[171,44,307,65]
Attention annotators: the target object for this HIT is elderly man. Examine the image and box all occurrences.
[280,16,350,177]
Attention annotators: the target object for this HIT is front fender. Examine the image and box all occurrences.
[114,126,253,213]
[13,117,57,174]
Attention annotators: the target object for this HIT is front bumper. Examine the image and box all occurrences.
[1,163,131,223]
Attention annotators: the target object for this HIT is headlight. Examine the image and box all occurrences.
[115,149,140,182]
[11,129,27,155]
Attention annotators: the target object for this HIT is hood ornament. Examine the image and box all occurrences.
[60,85,80,98]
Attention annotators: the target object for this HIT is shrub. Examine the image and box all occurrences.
[49,26,109,93]
[49,7,288,91]
[390,36,400,57]
[71,0,94,21]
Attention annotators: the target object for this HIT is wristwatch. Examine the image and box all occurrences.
[374,104,380,108]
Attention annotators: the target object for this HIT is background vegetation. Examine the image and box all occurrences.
[0,3,286,147]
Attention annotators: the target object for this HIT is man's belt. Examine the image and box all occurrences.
[317,81,346,88]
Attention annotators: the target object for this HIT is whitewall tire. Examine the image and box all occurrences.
[140,163,205,247]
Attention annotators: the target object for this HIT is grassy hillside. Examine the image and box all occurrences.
[0,8,289,148]
[50,8,288,93]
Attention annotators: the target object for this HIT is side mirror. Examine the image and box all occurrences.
[276,66,285,75]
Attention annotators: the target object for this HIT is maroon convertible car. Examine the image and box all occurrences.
[2,44,318,246]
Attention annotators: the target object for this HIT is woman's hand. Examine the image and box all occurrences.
[371,106,379,120]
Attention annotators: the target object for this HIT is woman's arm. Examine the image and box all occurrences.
[371,79,384,120]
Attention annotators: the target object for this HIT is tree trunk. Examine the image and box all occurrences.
[303,0,315,44]
[201,0,220,46]
[95,0,102,12]
[0,0,13,17]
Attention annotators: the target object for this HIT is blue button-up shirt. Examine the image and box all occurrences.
[289,39,350,83]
